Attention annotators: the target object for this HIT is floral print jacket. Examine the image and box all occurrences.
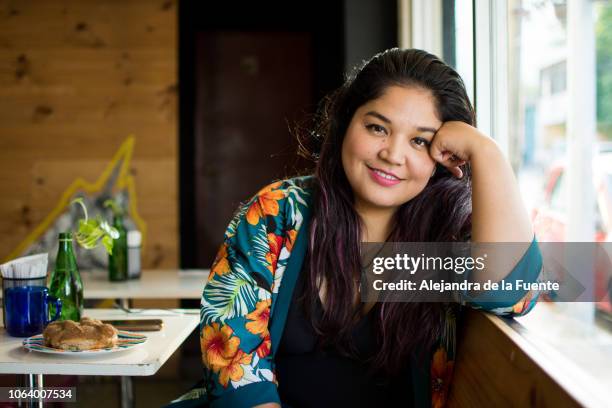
[189,175,542,408]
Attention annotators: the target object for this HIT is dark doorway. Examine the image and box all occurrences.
[179,1,345,268]
[194,31,313,267]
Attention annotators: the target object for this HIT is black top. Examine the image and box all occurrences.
[275,271,413,408]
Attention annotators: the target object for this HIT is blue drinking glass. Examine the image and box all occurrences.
[4,285,62,337]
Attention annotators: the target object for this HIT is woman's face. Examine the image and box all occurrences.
[341,85,442,214]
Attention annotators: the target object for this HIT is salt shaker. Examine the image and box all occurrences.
[127,230,142,279]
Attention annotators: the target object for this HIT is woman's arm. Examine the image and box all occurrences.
[199,178,312,407]
[430,122,541,312]
[469,133,533,243]
[200,182,287,407]
[430,121,533,243]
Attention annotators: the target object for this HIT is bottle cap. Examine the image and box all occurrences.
[127,230,142,247]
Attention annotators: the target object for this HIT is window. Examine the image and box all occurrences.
[442,0,475,103]
[507,0,603,241]
[550,171,566,212]
[540,61,567,96]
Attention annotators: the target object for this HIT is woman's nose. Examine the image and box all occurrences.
[378,136,406,165]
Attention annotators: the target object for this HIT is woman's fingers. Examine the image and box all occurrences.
[450,166,463,179]
[429,142,446,163]
[430,147,466,179]
[429,121,476,179]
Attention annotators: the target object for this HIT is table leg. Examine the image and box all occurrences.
[117,297,134,408]
[120,377,134,408]
[25,374,43,408]
[117,298,132,310]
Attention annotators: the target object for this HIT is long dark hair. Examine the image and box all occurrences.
[299,48,475,375]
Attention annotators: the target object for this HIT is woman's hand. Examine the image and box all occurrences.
[430,121,533,244]
[429,121,490,178]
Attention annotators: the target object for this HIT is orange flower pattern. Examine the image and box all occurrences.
[255,333,272,359]
[209,243,230,281]
[200,323,240,369]
[245,299,271,336]
[265,233,283,273]
[218,350,254,388]
[512,289,537,315]
[245,182,285,225]
[431,347,455,408]
[285,229,297,252]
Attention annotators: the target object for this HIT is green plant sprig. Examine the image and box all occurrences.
[103,199,124,217]
[71,198,119,254]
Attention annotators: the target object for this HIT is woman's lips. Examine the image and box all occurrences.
[367,166,402,187]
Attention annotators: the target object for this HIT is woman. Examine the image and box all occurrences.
[187,48,541,408]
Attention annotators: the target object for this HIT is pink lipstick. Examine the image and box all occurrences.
[367,166,402,187]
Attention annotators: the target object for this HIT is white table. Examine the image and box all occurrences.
[0,270,207,407]
[0,309,199,407]
[81,269,210,300]
[0,270,211,300]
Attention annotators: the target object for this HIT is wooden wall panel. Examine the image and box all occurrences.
[0,0,178,269]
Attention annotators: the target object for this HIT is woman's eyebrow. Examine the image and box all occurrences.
[417,126,437,134]
[364,111,392,124]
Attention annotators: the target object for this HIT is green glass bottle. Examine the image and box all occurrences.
[49,232,84,321]
[108,214,128,281]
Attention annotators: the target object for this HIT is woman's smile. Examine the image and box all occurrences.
[366,165,403,186]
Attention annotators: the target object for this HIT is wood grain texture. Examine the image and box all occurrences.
[448,309,582,407]
[0,0,178,269]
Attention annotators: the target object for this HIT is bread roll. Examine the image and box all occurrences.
[43,317,118,351]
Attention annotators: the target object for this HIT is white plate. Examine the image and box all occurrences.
[22,331,147,355]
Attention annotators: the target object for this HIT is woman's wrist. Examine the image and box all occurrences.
[468,132,502,163]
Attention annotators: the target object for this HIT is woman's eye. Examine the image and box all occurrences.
[366,124,387,135]
[412,137,431,147]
